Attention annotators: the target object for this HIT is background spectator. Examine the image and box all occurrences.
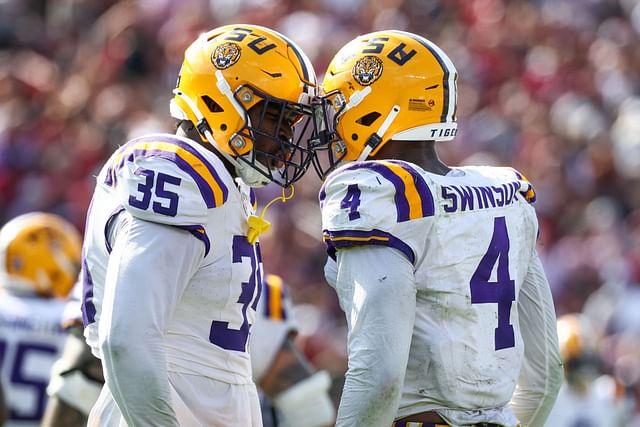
[1,0,639,421]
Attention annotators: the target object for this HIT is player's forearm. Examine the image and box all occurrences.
[510,252,563,426]
[101,329,179,426]
[336,358,406,426]
[335,246,416,426]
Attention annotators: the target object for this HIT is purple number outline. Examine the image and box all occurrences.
[470,216,516,350]
[340,184,362,220]
[0,339,58,421]
[209,236,263,352]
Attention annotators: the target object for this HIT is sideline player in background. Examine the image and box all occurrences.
[0,212,81,427]
[42,274,335,427]
[545,313,631,426]
[79,24,321,426]
[251,273,335,427]
[313,30,563,426]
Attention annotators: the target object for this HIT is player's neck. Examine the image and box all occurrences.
[175,121,237,179]
[372,140,451,175]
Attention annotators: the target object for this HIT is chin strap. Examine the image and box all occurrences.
[357,104,401,162]
[246,185,295,244]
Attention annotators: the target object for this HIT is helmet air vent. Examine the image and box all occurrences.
[356,111,381,126]
[201,95,224,113]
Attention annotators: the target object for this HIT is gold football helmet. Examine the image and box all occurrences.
[0,213,82,298]
[313,30,458,177]
[170,24,320,187]
[557,313,603,388]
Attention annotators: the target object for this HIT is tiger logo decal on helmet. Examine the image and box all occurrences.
[212,42,241,70]
[352,56,383,86]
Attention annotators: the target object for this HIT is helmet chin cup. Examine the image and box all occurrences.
[235,158,271,188]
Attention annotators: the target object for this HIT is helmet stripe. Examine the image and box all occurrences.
[389,31,457,123]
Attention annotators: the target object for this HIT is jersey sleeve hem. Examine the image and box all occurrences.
[173,224,211,257]
[322,228,416,265]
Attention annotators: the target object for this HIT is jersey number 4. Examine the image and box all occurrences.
[470,216,516,350]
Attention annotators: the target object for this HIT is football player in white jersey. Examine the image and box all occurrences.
[251,273,335,427]
[0,212,81,427]
[545,313,631,427]
[79,24,321,426]
[311,30,564,426]
[42,273,335,427]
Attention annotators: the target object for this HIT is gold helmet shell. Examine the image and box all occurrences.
[0,213,82,298]
[315,30,458,177]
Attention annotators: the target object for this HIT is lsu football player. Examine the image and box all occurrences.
[79,25,320,426]
[42,273,335,427]
[0,212,81,427]
[313,30,564,426]
[251,274,335,427]
[545,313,631,427]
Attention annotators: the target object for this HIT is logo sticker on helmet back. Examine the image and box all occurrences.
[352,56,383,86]
[212,42,241,69]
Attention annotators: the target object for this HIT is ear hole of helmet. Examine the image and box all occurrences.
[356,111,381,126]
[201,95,224,113]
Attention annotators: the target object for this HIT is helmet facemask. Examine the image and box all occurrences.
[308,90,349,180]
[230,85,322,187]
[170,24,322,188]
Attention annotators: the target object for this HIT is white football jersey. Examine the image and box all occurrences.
[321,160,539,422]
[81,133,263,385]
[0,289,68,427]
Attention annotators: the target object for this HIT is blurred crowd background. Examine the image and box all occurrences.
[2,0,640,423]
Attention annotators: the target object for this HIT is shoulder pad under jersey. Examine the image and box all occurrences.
[319,160,435,263]
[482,166,537,204]
[103,133,231,226]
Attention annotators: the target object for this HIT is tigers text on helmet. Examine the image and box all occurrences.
[170,24,321,188]
[0,212,82,299]
[313,30,458,178]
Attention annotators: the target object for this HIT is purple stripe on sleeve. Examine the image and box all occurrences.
[343,162,411,221]
[81,257,96,326]
[104,205,126,254]
[104,166,114,187]
[388,160,435,217]
[323,228,416,265]
[250,189,257,210]
[81,197,97,326]
[175,225,211,257]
